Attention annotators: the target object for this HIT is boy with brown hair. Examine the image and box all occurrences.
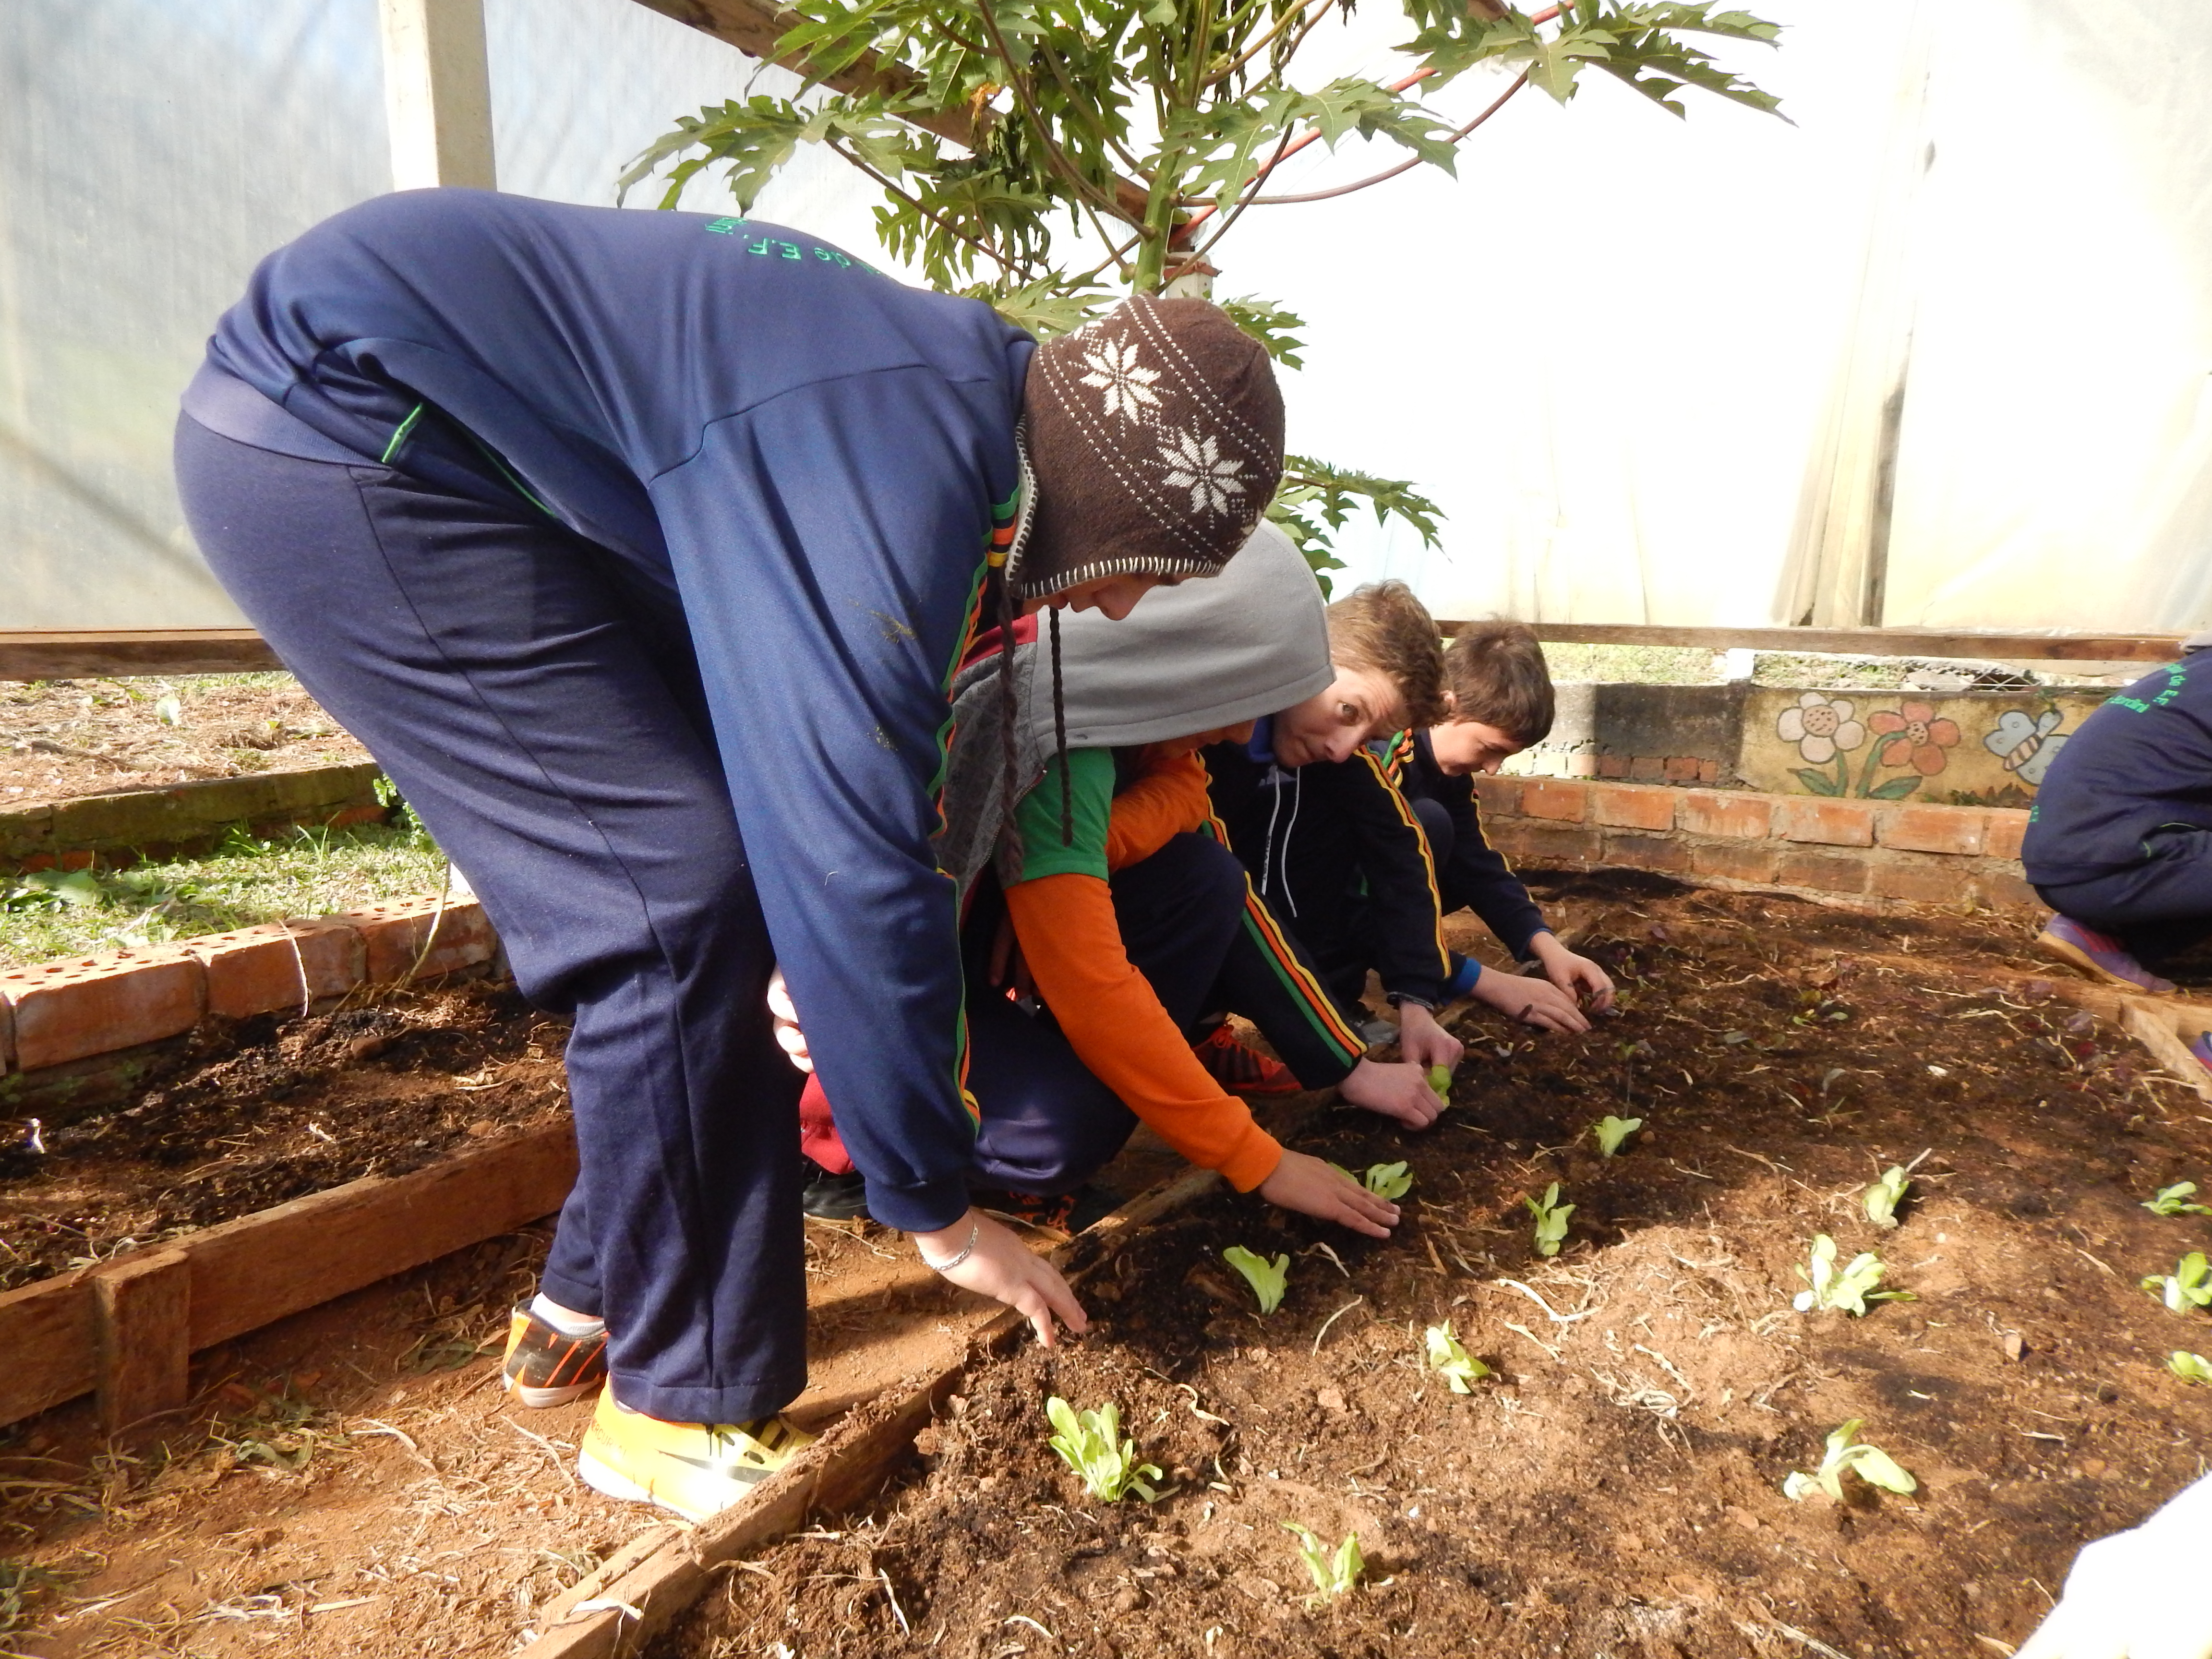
[1374,620,1614,1031]
[1200,580,1465,1075]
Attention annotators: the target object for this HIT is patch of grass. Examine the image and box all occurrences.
[1535,645,1724,685]
[0,818,448,968]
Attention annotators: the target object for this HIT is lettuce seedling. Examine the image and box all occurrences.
[1591,1116,1642,1157]
[1222,1245,1290,1315]
[1427,1064,1453,1097]
[1863,1165,1911,1228]
[1283,1523,1363,1603]
[1793,1234,1913,1315]
[2171,1351,2212,1384]
[2141,1251,2212,1313]
[2145,1182,2212,1217]
[1044,1397,1161,1503]
[1782,1419,1917,1502]
[1525,1183,1573,1258]
[1423,1321,1490,1392]
[1361,1161,1413,1200]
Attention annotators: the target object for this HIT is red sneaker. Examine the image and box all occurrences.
[1193,1023,1301,1096]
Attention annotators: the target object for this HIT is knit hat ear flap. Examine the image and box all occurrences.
[1011,295,1285,601]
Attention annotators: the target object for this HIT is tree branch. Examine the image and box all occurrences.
[1248,71,1527,204]
[971,0,1127,217]
[823,136,1026,278]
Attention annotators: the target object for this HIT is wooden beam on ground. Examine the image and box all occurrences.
[0,1121,576,1429]
[1437,622,2183,663]
[518,1162,1237,1658]
[0,630,283,682]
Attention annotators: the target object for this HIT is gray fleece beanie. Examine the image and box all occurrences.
[1029,519,1332,751]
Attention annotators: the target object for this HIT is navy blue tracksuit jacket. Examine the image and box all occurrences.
[176,190,1029,1419]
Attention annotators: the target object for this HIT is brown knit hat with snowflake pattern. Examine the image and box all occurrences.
[1008,295,1285,601]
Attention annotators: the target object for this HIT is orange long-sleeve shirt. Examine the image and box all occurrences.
[1005,745,1282,1191]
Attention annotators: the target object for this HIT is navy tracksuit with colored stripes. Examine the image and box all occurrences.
[175,190,1029,1423]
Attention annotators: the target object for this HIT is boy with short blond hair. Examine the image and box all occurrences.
[1201,581,1465,1073]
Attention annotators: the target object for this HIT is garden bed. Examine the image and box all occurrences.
[655,872,2212,1659]
[0,982,567,1291]
[1,674,366,805]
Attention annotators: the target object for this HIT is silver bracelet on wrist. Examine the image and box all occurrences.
[918,1219,979,1273]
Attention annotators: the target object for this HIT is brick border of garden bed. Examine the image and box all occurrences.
[1472,777,2038,913]
[0,895,500,1088]
[1,760,388,872]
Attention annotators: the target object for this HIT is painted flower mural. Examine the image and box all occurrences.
[1776,692,1866,765]
[1870,702,1962,776]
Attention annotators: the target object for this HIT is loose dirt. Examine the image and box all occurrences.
[8,874,2212,1658]
[1,676,369,805]
[0,985,568,1291]
[655,874,2212,1659]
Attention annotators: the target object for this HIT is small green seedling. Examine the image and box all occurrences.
[1423,1321,1490,1393]
[1793,1234,1913,1315]
[1283,1523,1363,1603]
[1591,1116,1642,1157]
[1361,1161,1413,1200]
[1525,1183,1573,1258]
[2170,1352,2212,1385]
[1044,1397,1161,1503]
[1863,1165,1911,1229]
[1781,1419,1917,1503]
[2145,1182,2212,1217]
[2141,1251,2212,1313]
[1427,1064,1453,1097]
[1222,1245,1290,1315]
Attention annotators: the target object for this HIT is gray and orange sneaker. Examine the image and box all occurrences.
[2035,915,2176,995]
[577,1389,815,1521]
[1193,1022,1300,1096]
[501,1304,608,1408]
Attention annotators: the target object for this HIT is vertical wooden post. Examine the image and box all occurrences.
[379,0,497,192]
[94,1249,192,1435]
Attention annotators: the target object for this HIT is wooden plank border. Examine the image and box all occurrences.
[0,1121,576,1431]
[1,622,2182,684]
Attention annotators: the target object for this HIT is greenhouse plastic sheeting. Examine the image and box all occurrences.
[0,0,881,630]
[3,0,2210,633]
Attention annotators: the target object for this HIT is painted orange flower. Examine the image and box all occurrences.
[1869,701,1961,775]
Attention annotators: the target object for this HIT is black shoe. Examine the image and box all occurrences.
[802,1164,870,1221]
[970,1183,1124,1235]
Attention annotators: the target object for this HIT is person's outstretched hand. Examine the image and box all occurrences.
[2018,1472,2212,1659]
[767,968,811,1072]
[914,1209,1088,1347]
[1338,1057,1444,1128]
[1394,1001,1464,1074]
[1256,1150,1399,1238]
[1529,932,1616,1013]
[1468,964,1589,1034]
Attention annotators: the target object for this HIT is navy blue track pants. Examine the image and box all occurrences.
[962,831,1248,1193]
[174,415,805,1424]
[2035,824,2212,964]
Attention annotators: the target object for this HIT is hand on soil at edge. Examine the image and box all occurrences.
[1257,1150,1398,1238]
[1469,966,1588,1034]
[917,1210,1088,1347]
[1531,934,1616,1014]
[1393,1002,1464,1074]
[767,968,811,1072]
[1338,1058,1444,1129]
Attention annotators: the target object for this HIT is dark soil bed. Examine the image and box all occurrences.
[0,984,571,1289]
[655,872,2212,1659]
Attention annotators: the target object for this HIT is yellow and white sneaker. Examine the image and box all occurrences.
[576,1387,816,1521]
